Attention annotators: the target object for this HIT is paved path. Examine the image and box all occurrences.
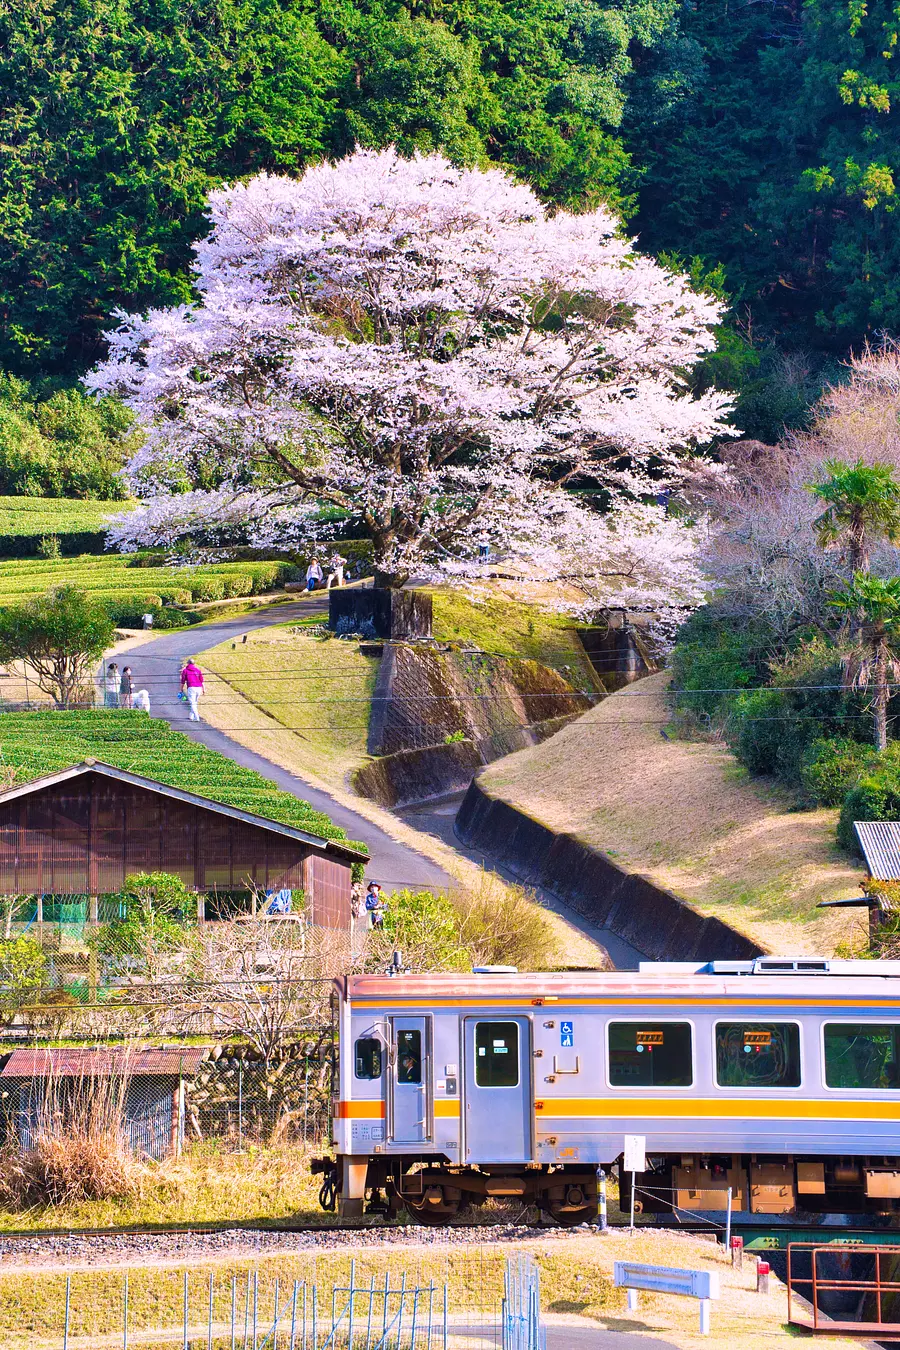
[118,598,646,965]
[119,602,451,892]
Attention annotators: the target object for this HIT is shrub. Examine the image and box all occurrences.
[190,576,225,602]
[729,644,871,788]
[0,1072,145,1207]
[37,533,60,559]
[800,737,872,806]
[224,573,253,599]
[452,873,558,970]
[670,608,771,722]
[839,769,900,851]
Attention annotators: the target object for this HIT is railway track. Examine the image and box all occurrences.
[0,1214,897,1250]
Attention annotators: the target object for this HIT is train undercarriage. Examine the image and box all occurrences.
[314,1153,900,1226]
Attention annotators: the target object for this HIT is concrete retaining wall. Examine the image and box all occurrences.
[353,740,483,808]
[455,778,764,961]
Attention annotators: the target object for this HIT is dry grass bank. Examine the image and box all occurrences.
[480,672,863,956]
[0,1229,863,1350]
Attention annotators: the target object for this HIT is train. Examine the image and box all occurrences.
[311,958,900,1225]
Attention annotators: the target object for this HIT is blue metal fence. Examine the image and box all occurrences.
[501,1255,545,1350]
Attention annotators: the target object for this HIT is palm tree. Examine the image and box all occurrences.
[809,459,900,573]
[829,573,900,752]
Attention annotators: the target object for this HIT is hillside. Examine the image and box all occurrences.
[479,672,863,956]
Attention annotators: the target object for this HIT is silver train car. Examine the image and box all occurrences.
[312,959,900,1225]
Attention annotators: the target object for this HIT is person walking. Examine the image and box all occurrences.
[326,552,346,589]
[119,665,134,708]
[104,662,119,708]
[180,657,204,721]
[305,557,323,592]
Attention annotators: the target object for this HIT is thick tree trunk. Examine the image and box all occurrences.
[372,568,409,590]
[874,633,889,753]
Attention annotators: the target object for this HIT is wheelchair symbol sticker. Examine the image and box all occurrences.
[560,1021,574,1047]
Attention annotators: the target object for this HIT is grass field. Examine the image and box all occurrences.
[0,1226,863,1350]
[0,710,355,846]
[0,497,130,537]
[203,624,379,784]
[479,672,862,955]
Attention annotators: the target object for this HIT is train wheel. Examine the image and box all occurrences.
[398,1183,462,1226]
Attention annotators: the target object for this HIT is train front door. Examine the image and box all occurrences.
[389,1017,431,1145]
[464,1017,532,1162]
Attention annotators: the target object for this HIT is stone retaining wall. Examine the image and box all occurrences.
[455,778,764,961]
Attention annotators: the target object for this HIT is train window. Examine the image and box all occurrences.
[715,1022,801,1088]
[824,1023,900,1089]
[355,1037,382,1080]
[608,1022,693,1087]
[397,1029,422,1084]
[474,1021,519,1088]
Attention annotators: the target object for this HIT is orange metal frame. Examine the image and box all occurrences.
[787,1242,900,1338]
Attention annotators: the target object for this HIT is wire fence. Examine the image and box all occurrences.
[1,1253,537,1350]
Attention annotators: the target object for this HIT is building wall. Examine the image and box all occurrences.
[0,774,351,925]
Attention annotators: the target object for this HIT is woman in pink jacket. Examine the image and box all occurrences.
[180,658,204,722]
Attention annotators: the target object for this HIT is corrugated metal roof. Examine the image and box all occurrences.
[854,821,900,879]
[0,761,367,863]
[0,1047,207,1078]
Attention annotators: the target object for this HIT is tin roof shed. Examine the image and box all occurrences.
[0,1047,206,1078]
[854,821,900,881]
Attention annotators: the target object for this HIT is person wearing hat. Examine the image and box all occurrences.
[364,881,386,929]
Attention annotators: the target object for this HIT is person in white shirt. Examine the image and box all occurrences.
[326,553,346,589]
[305,558,324,591]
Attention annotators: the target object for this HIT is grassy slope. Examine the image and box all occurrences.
[429,586,600,690]
[0,710,353,846]
[480,672,862,956]
[202,625,379,784]
[0,1227,861,1350]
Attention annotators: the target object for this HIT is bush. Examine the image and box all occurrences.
[0,1073,145,1206]
[670,608,771,722]
[800,737,872,806]
[728,644,870,788]
[839,769,900,851]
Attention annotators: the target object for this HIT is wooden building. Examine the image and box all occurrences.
[0,761,364,928]
[1,1046,205,1159]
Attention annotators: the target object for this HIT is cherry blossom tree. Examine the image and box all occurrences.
[90,147,732,588]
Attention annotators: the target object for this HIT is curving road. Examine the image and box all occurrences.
[119,600,452,892]
[117,596,644,966]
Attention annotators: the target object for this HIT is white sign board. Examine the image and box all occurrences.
[623,1134,646,1174]
[614,1263,719,1301]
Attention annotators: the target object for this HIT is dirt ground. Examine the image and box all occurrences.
[480,672,864,956]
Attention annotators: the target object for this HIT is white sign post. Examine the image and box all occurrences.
[623,1135,646,1230]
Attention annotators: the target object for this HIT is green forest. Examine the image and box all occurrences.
[2,0,898,436]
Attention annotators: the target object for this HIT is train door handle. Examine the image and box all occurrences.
[552,1055,580,1075]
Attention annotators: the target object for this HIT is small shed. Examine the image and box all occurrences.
[0,1046,206,1159]
[0,761,365,927]
[855,821,900,882]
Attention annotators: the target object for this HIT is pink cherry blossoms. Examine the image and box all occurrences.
[90,146,731,606]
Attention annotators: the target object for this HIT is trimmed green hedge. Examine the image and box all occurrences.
[0,710,367,858]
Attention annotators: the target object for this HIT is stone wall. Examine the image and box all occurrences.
[455,778,764,961]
